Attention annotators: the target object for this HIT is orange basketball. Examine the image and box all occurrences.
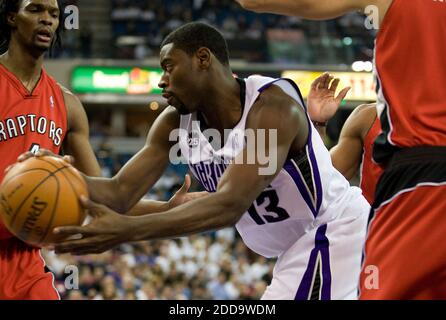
[0,156,88,247]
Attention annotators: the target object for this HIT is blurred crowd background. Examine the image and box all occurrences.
[54,0,375,64]
[39,0,376,300]
[45,231,274,300]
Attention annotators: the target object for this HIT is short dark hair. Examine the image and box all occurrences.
[161,22,230,66]
[0,0,63,55]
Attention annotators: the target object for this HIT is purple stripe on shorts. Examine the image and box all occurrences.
[317,225,332,300]
[295,224,332,300]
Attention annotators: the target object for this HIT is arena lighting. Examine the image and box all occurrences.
[364,61,374,72]
[343,37,353,46]
[352,61,373,72]
[150,102,159,111]
[352,61,366,72]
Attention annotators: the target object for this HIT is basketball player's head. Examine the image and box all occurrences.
[0,0,62,56]
[158,22,231,115]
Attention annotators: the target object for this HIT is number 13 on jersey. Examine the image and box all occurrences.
[248,190,290,225]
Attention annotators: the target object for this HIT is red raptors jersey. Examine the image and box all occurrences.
[360,117,384,204]
[374,0,446,161]
[0,64,67,240]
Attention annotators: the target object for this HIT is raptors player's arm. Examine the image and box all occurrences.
[52,85,308,255]
[235,0,390,20]
[329,104,377,180]
[60,86,102,177]
[61,89,197,215]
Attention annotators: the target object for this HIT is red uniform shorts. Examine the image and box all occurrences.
[360,147,446,299]
[0,237,60,300]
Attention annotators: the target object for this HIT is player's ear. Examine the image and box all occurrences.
[196,47,211,69]
[7,12,18,29]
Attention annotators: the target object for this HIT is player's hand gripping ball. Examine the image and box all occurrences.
[0,156,88,247]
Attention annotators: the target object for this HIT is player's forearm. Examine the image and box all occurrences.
[127,190,212,216]
[129,192,246,241]
[330,146,359,181]
[83,175,129,213]
[126,199,169,217]
[238,0,309,14]
[237,0,361,19]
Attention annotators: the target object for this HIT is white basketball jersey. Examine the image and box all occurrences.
[179,76,365,258]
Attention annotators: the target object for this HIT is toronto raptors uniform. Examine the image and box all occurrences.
[360,0,446,299]
[0,63,67,299]
[359,117,383,205]
[179,76,370,300]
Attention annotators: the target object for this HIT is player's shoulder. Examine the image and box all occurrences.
[344,103,377,140]
[251,84,302,121]
[0,65,11,87]
[162,106,180,120]
[157,105,181,128]
[350,103,377,123]
[55,83,87,131]
[56,83,82,106]
[353,103,376,113]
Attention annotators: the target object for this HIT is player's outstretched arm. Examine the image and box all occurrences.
[235,0,373,19]
[125,175,209,216]
[330,104,376,180]
[84,106,179,214]
[61,88,204,215]
[17,90,191,216]
[52,85,308,255]
[61,88,191,215]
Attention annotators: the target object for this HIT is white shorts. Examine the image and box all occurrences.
[261,198,369,300]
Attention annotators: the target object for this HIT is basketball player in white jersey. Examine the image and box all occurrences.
[37,22,369,300]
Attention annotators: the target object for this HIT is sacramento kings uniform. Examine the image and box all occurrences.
[178,76,369,300]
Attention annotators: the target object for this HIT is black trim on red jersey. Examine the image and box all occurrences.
[372,147,446,214]
[372,76,401,164]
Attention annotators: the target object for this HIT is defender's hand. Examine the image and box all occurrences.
[307,72,351,123]
[17,149,74,165]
